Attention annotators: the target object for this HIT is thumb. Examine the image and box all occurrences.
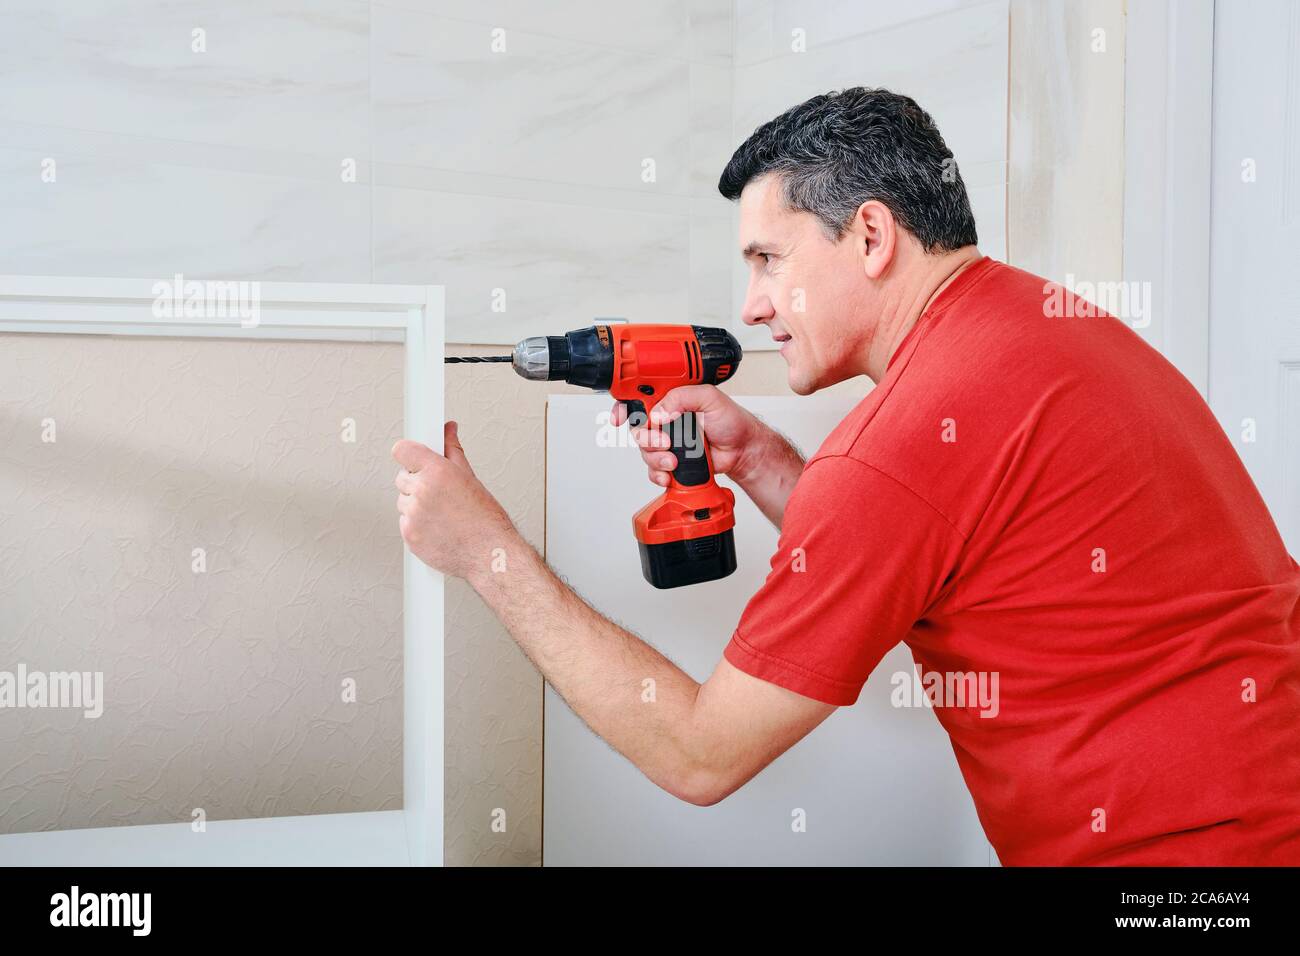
[392,438,438,472]
[443,421,476,476]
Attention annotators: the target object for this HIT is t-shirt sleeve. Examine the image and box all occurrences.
[724,454,965,706]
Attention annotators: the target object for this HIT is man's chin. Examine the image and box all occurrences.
[787,368,819,396]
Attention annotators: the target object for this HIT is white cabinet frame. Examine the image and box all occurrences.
[0,276,444,866]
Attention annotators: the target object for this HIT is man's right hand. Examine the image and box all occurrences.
[610,385,806,529]
[611,385,759,488]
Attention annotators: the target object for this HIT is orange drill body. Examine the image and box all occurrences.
[503,322,743,588]
[604,324,738,552]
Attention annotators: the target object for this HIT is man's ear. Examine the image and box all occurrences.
[851,199,896,280]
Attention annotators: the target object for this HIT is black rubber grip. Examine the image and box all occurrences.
[623,399,649,428]
[622,402,711,487]
[669,411,710,486]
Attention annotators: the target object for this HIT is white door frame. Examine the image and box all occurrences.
[1122,0,1216,398]
[0,276,445,866]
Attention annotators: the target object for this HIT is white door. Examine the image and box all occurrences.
[1209,0,1300,555]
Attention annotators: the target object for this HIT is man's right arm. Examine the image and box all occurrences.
[615,385,806,530]
[728,421,806,529]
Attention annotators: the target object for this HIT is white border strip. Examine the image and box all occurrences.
[0,275,428,341]
[0,275,445,867]
[1122,0,1215,397]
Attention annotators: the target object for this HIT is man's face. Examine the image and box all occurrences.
[737,174,876,394]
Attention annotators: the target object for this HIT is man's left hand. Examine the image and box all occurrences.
[392,422,516,579]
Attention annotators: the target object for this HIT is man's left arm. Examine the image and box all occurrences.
[468,527,836,805]
[393,423,836,807]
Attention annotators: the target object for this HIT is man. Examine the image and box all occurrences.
[393,88,1300,865]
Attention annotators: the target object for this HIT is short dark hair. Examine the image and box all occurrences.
[718,87,978,253]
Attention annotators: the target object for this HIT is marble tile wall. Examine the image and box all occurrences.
[0,0,736,344]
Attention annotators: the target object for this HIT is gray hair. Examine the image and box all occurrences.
[718,87,978,253]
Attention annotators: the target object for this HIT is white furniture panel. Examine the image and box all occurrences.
[0,277,445,866]
[0,811,408,867]
[543,394,991,865]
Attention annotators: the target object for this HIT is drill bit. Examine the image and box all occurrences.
[444,355,512,363]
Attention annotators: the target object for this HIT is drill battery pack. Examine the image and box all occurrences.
[638,528,737,590]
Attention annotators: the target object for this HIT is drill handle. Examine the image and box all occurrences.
[663,411,713,488]
[622,400,713,489]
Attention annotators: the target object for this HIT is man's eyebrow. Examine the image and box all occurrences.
[741,241,776,259]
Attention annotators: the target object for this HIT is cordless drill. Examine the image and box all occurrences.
[447,324,743,588]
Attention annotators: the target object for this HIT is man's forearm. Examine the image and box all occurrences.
[466,529,716,801]
[731,422,806,530]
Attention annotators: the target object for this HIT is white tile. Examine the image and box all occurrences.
[688,0,733,64]
[373,0,695,60]
[0,147,371,281]
[968,181,1007,262]
[373,161,691,217]
[735,0,998,65]
[372,186,691,343]
[0,120,372,185]
[734,0,775,66]
[690,61,734,198]
[0,0,369,159]
[732,1,1009,174]
[690,203,735,326]
[372,5,692,195]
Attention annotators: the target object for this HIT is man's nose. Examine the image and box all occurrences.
[741,288,775,327]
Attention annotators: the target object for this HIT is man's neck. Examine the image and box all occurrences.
[865,246,982,382]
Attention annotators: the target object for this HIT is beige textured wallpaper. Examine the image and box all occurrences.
[0,332,405,835]
[442,344,555,868]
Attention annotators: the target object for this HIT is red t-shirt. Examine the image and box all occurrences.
[724,256,1300,865]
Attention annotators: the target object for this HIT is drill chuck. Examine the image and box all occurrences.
[512,336,553,381]
[512,328,615,388]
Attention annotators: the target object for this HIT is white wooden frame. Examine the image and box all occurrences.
[0,276,444,866]
[1123,0,1216,397]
